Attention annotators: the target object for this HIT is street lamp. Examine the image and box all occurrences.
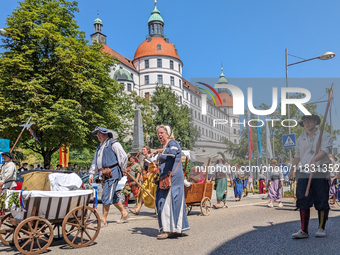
[285,49,335,163]
[0,28,6,36]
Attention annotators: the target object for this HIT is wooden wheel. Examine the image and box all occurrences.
[13,216,53,255]
[0,213,16,246]
[62,205,100,248]
[186,205,192,215]
[200,197,212,216]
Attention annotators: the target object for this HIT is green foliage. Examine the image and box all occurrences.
[0,0,133,164]
[0,191,20,211]
[150,85,199,149]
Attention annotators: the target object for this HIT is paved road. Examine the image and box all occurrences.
[1,192,340,255]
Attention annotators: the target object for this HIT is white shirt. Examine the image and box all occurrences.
[89,140,127,178]
[0,161,17,188]
[295,129,332,173]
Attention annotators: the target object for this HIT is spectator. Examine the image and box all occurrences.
[56,164,62,171]
[35,164,40,170]
[44,164,50,170]
[49,165,54,170]
[73,164,79,175]
[19,163,28,172]
[29,164,34,171]
[67,163,72,171]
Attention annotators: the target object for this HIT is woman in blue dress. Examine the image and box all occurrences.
[151,125,190,239]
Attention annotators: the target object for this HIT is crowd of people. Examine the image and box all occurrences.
[1,113,340,240]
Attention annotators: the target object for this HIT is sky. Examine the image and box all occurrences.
[1,0,339,148]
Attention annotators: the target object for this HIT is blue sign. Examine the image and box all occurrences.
[0,138,10,164]
[282,134,296,148]
[278,163,289,177]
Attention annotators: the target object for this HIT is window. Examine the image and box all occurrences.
[194,97,196,105]
[178,64,181,73]
[145,75,149,85]
[198,113,200,120]
[209,131,211,137]
[202,128,204,135]
[186,92,188,99]
[145,92,150,101]
[131,73,133,79]
[205,116,207,123]
[158,75,163,84]
[145,60,149,69]
[190,95,192,102]
[234,129,236,134]
[234,139,237,144]
[179,79,182,89]
[180,96,182,103]
[127,83,132,91]
[206,130,208,136]
[195,111,197,118]
[223,99,226,103]
[157,59,162,68]
[170,76,174,85]
[170,60,174,69]
[233,119,236,123]
[157,44,161,51]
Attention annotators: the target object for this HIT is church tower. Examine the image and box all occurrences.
[90,13,107,45]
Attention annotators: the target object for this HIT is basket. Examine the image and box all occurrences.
[22,172,52,191]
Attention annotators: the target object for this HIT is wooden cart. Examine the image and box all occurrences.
[0,190,100,255]
[183,153,213,216]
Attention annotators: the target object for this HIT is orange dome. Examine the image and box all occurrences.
[214,92,233,107]
[134,37,180,60]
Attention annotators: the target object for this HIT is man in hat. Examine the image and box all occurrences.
[89,126,129,227]
[289,114,332,238]
[0,152,17,190]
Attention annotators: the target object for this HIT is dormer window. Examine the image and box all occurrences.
[223,99,226,103]
[157,44,161,51]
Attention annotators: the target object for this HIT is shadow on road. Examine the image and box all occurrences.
[130,227,158,237]
[209,215,340,255]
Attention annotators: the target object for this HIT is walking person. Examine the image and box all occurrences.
[213,159,232,209]
[288,114,332,238]
[258,171,267,194]
[89,126,129,227]
[151,125,190,239]
[130,146,158,215]
[267,160,284,208]
[233,164,243,201]
[126,156,141,206]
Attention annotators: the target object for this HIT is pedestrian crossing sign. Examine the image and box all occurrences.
[282,134,296,148]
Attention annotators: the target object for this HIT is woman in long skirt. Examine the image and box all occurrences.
[151,125,190,239]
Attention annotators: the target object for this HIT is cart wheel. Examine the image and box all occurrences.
[186,205,192,215]
[62,205,100,248]
[0,213,16,246]
[13,216,53,255]
[200,197,212,216]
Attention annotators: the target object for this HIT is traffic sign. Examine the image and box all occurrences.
[0,139,10,165]
[282,134,296,148]
[278,163,289,176]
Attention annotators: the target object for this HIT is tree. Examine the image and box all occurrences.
[150,85,199,149]
[0,0,133,164]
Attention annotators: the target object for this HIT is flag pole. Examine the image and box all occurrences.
[10,116,33,153]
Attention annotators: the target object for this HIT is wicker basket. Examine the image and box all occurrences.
[22,172,52,191]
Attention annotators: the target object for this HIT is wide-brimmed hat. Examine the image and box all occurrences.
[91,126,118,139]
[1,152,13,159]
[298,114,321,127]
[270,160,278,165]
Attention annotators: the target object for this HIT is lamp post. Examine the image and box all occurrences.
[285,49,335,163]
[0,28,6,36]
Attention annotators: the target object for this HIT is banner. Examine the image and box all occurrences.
[59,145,69,167]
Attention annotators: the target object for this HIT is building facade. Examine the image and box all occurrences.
[90,2,241,161]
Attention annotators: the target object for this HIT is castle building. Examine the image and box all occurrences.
[90,1,241,161]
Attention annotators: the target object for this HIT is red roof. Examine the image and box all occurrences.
[214,92,233,107]
[102,44,137,72]
[182,78,202,96]
[134,37,180,60]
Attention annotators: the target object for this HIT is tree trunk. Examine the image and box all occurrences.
[42,151,52,166]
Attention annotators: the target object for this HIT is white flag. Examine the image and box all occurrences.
[265,117,273,159]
